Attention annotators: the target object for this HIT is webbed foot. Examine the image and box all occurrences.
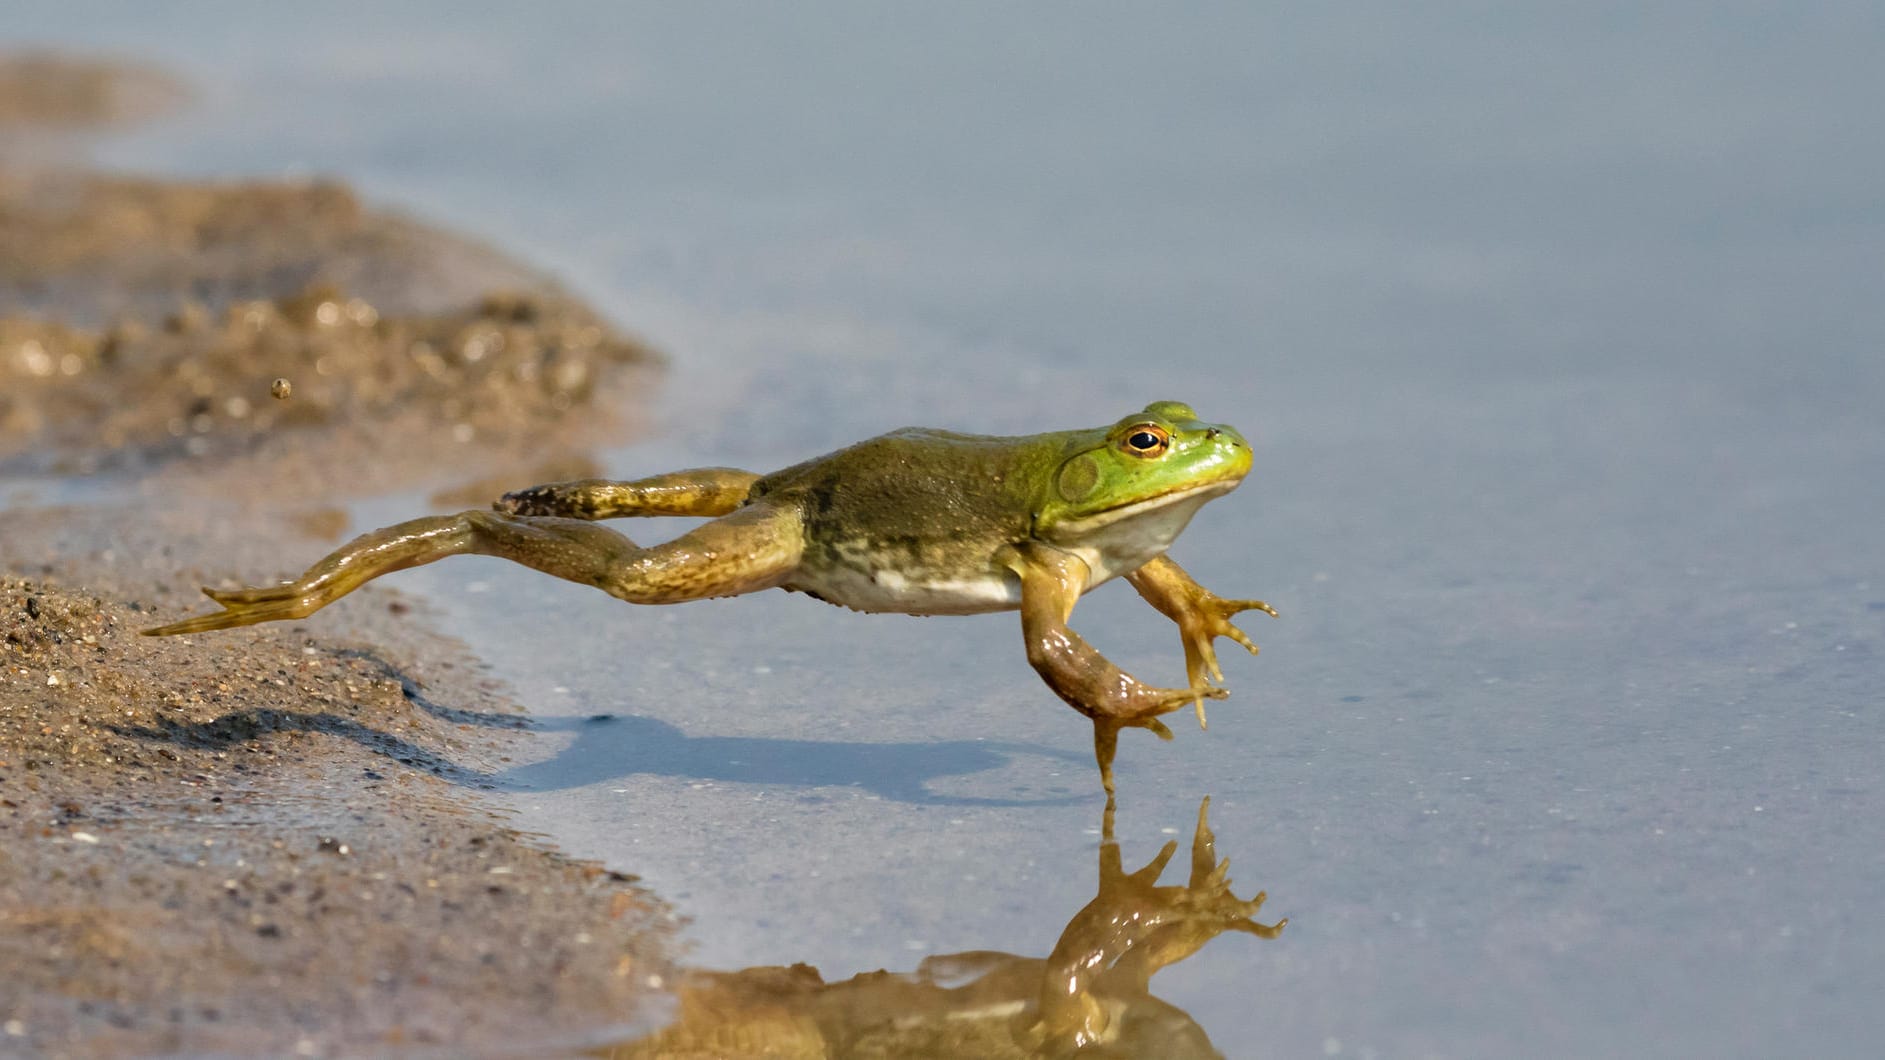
[1090,685,1229,796]
[1175,595,1277,727]
[142,582,325,636]
[1126,556,1278,729]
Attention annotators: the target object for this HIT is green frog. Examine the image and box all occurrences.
[145,401,1277,794]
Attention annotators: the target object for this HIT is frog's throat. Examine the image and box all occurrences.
[1043,478,1241,540]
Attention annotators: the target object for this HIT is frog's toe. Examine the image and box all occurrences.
[1155,684,1225,713]
[1136,716,1176,741]
[1180,638,1220,689]
[1236,599,1279,620]
[1177,684,1230,730]
[143,594,317,636]
[1215,598,1278,621]
[203,582,298,606]
[1224,625,1260,657]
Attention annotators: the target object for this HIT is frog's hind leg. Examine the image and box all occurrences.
[1000,543,1226,797]
[143,502,804,636]
[495,468,761,519]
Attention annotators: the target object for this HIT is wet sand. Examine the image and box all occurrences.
[0,569,673,1056]
[0,55,674,1055]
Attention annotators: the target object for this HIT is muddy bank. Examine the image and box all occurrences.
[0,167,592,326]
[0,572,672,1056]
[0,53,676,1056]
[0,52,183,135]
[0,174,658,495]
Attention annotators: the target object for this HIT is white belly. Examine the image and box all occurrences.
[786,489,1214,615]
[788,563,1023,615]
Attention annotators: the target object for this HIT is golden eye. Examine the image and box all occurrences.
[1119,423,1170,457]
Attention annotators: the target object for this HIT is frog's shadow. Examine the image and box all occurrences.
[364,650,1092,805]
[497,711,1090,807]
[111,647,1090,807]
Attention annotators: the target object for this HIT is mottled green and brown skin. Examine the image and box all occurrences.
[145,401,1276,794]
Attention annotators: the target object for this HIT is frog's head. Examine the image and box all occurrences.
[1035,401,1252,549]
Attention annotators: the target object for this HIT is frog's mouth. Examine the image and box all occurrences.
[1046,478,1242,538]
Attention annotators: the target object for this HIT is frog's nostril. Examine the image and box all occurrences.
[1206,428,1220,440]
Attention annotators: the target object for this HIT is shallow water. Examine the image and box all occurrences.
[16,4,1885,1055]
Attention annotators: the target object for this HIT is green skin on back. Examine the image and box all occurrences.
[754,400,1254,615]
[143,400,1276,796]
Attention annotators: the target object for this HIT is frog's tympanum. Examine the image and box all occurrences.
[146,401,1275,792]
[600,797,1284,1059]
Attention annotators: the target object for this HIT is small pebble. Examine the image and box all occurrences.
[270,377,292,400]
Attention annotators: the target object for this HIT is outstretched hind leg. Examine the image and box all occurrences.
[495,468,760,519]
[144,503,804,636]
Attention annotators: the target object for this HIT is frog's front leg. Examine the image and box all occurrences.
[143,502,803,636]
[1125,554,1277,729]
[999,543,1228,796]
[495,467,761,519]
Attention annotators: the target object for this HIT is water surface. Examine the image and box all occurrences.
[15,4,1885,1055]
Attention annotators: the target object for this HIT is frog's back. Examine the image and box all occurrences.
[750,427,1051,614]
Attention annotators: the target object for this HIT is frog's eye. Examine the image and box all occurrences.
[1119,423,1170,458]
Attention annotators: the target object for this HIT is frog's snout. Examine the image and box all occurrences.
[1212,425,1254,475]
[1210,424,1251,451]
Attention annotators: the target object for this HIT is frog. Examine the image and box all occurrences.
[144,400,1277,795]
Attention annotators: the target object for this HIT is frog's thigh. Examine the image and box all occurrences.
[144,504,800,636]
[603,501,803,603]
[259,506,797,607]
[497,468,761,519]
[458,504,800,604]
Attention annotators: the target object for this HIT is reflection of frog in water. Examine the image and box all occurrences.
[604,797,1283,1059]
[146,402,1276,794]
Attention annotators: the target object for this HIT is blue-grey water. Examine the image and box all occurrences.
[14,4,1885,1056]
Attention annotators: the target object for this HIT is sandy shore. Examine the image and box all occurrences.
[0,54,677,1056]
